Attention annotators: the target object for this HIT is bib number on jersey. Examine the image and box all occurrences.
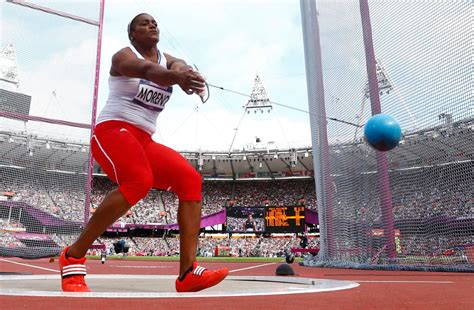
[133,80,172,112]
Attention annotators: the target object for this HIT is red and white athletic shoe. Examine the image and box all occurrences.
[59,246,90,292]
[175,262,229,292]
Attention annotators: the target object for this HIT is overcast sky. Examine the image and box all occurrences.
[1,0,471,151]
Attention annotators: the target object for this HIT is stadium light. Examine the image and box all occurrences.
[198,154,203,171]
[45,141,51,149]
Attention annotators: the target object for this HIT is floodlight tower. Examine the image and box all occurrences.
[355,58,418,139]
[244,74,273,114]
[228,74,273,153]
[354,59,393,139]
[0,42,20,90]
[0,42,30,133]
[365,60,393,97]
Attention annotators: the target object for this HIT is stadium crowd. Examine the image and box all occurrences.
[0,231,318,259]
[92,178,317,225]
[0,162,471,262]
[333,162,473,225]
[2,163,471,228]
[0,172,86,222]
[0,219,25,247]
[0,232,24,247]
[401,235,473,257]
[86,235,320,258]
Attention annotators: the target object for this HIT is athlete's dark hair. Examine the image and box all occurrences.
[127,13,148,42]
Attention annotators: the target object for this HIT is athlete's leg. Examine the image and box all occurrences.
[68,122,153,258]
[144,142,202,276]
[177,200,201,277]
[67,189,131,258]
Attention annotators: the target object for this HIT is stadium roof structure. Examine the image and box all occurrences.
[0,116,471,180]
[0,130,89,174]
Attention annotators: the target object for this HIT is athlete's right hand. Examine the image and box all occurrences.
[177,70,206,95]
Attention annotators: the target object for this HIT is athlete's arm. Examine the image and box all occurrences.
[111,48,204,93]
[164,52,193,72]
[165,52,206,90]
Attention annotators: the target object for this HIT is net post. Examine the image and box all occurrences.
[359,0,396,259]
[300,0,335,260]
[84,0,105,225]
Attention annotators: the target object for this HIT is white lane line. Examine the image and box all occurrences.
[355,280,453,284]
[229,262,277,273]
[0,258,59,273]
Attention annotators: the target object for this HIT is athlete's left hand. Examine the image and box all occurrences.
[176,69,206,95]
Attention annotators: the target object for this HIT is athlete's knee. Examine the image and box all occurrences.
[120,172,153,205]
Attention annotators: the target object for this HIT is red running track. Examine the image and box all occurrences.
[0,257,472,310]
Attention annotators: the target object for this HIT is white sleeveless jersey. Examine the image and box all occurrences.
[96,45,173,134]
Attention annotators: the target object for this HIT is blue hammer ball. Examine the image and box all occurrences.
[364,114,401,151]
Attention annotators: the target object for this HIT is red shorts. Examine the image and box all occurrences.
[91,120,202,205]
